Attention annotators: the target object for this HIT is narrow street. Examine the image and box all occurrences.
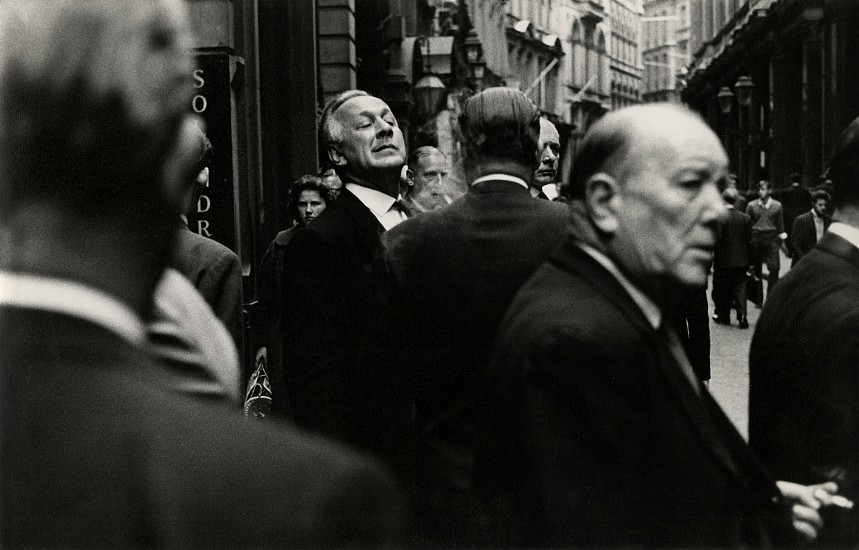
[708,251,790,440]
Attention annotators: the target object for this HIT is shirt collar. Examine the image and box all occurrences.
[0,271,146,345]
[576,243,662,329]
[471,174,529,190]
[828,222,859,251]
[345,183,397,217]
[811,208,822,220]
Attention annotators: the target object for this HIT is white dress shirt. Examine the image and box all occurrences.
[0,271,145,344]
[346,183,408,231]
[828,222,859,250]
[471,174,529,190]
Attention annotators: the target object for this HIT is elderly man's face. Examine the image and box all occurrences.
[534,135,561,186]
[612,122,727,288]
[331,96,405,180]
[409,152,460,211]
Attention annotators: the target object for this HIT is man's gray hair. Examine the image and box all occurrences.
[318,90,370,148]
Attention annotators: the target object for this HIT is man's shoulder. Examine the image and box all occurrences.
[794,211,813,223]
[729,208,751,222]
[499,248,639,353]
[177,228,239,262]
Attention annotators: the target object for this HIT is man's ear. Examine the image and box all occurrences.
[586,172,622,235]
[327,144,347,167]
[405,168,415,187]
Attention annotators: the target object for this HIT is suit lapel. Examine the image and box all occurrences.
[336,188,386,260]
[553,238,743,481]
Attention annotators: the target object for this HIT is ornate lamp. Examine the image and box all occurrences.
[717,86,734,115]
[414,75,447,117]
[734,76,754,107]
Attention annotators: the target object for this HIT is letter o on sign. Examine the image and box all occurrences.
[192,94,208,113]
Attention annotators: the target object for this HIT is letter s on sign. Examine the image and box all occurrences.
[193,69,205,89]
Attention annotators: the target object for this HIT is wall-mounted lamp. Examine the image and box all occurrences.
[717,86,734,115]
[734,75,754,107]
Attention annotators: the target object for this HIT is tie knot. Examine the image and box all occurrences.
[392,198,410,217]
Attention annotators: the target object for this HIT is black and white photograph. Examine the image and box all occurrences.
[2,0,858,547]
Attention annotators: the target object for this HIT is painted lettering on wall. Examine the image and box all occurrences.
[186,52,236,252]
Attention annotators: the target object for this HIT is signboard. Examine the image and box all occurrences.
[188,51,238,252]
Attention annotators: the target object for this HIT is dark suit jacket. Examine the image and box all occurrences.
[474,237,795,548]
[172,224,243,346]
[374,179,570,492]
[1,305,402,548]
[749,231,859,546]
[279,188,385,445]
[715,207,752,269]
[790,210,831,264]
[777,185,812,245]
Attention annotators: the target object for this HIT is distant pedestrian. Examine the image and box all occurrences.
[713,187,752,328]
[790,189,831,266]
[779,172,812,258]
[746,179,787,302]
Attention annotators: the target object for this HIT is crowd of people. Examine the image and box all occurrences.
[2,1,858,548]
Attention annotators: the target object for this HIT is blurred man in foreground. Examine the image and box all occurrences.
[475,103,836,547]
[0,2,401,546]
[750,116,859,548]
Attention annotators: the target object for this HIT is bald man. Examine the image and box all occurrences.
[532,117,561,199]
[475,104,834,547]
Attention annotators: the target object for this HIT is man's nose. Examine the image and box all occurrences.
[376,119,394,138]
[701,183,728,225]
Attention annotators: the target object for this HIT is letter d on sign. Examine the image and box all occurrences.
[197,195,211,213]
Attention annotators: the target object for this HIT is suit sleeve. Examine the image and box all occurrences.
[199,251,243,347]
[251,241,280,346]
[279,229,358,439]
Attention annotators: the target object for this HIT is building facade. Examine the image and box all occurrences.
[641,0,690,102]
[607,0,644,109]
[683,0,859,191]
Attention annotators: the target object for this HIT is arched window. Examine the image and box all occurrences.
[571,18,584,87]
[596,28,607,96]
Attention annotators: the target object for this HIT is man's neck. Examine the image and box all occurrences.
[343,170,401,198]
[469,160,533,184]
[834,204,859,228]
[4,205,171,319]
